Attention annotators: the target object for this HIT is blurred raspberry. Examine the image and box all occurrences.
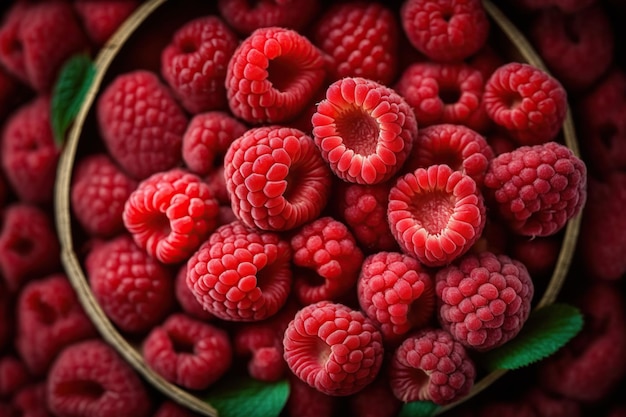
[86,234,175,334]
[0,356,30,398]
[511,0,596,13]
[466,44,506,82]
[154,400,203,417]
[71,153,137,238]
[400,0,490,62]
[0,203,60,293]
[47,339,151,417]
[388,164,486,267]
[217,0,320,35]
[509,235,561,279]
[161,16,238,114]
[348,375,402,417]
[283,373,338,417]
[312,2,399,85]
[123,168,220,264]
[283,301,384,396]
[484,141,587,237]
[11,382,52,417]
[1,95,59,204]
[224,126,332,231]
[395,62,491,132]
[435,251,534,351]
[174,265,213,321]
[225,27,326,124]
[312,77,417,184]
[0,64,28,123]
[205,165,230,205]
[97,70,188,180]
[186,220,292,321]
[74,0,140,47]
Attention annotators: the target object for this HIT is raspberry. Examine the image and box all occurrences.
[47,339,151,417]
[1,95,59,204]
[16,273,97,376]
[224,126,332,231]
[400,0,490,62]
[0,203,60,293]
[182,111,247,176]
[529,4,614,92]
[0,64,27,123]
[154,400,203,417]
[186,220,292,322]
[85,234,175,334]
[403,124,495,187]
[290,216,364,304]
[283,301,384,396]
[483,63,568,146]
[435,251,534,351]
[284,373,338,417]
[389,328,476,405]
[466,44,506,82]
[161,16,238,114]
[394,62,491,132]
[73,0,141,47]
[205,165,230,205]
[348,376,402,417]
[509,235,561,279]
[357,252,436,344]
[217,0,320,35]
[143,313,232,390]
[123,168,220,264]
[312,77,417,184]
[97,70,188,180]
[71,153,138,238]
[225,26,326,124]
[312,2,399,85]
[11,382,51,417]
[0,0,89,92]
[483,141,587,237]
[388,164,486,267]
[0,356,30,398]
[174,265,213,321]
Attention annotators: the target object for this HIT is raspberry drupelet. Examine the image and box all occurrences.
[357,251,436,344]
[225,26,326,124]
[435,251,534,351]
[224,126,332,231]
[483,141,587,237]
[175,265,213,321]
[483,63,568,146]
[312,77,417,184]
[389,328,476,405]
[388,164,486,267]
[217,0,320,35]
[283,301,384,396]
[161,15,238,114]
[400,0,490,62]
[186,220,292,322]
[123,168,220,264]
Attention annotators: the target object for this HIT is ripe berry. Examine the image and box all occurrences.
[174,265,213,321]
[217,0,320,35]
[0,356,30,398]
[73,0,141,47]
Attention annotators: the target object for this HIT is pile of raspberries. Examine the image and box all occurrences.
[0,0,625,416]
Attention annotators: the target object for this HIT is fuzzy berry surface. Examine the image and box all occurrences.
[73,0,140,47]
[217,0,320,35]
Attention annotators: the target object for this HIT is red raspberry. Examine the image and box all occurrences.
[85,234,175,334]
[16,273,97,376]
[389,328,476,405]
[97,70,188,180]
[348,376,402,417]
[312,2,399,85]
[435,251,534,351]
[174,265,213,321]
[290,216,364,304]
[205,165,230,205]
[388,164,486,267]
[186,220,292,322]
[182,111,247,176]
[217,0,320,35]
[358,252,436,344]
[71,153,138,238]
[73,0,141,47]
[154,400,203,417]
[0,203,60,293]
[400,0,490,62]
[403,123,495,187]
[484,63,568,146]
[0,356,30,398]
[284,373,338,417]
[466,44,506,82]
[143,313,232,390]
[225,26,326,124]
[224,126,332,231]
[161,16,238,114]
[0,64,27,123]
[394,62,491,132]
[483,141,587,237]
[509,235,561,279]
[529,4,614,92]
[523,387,583,417]
[0,0,88,92]
[123,168,220,264]
[312,77,417,184]
[47,339,151,417]
[1,95,59,204]
[283,301,384,396]
[11,382,52,417]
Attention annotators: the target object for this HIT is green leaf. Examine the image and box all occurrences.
[398,401,440,417]
[481,303,584,371]
[202,375,289,417]
[51,53,95,146]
